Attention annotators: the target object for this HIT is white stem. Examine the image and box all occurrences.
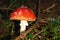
[20,20,28,32]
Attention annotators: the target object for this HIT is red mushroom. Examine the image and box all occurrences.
[9,6,36,32]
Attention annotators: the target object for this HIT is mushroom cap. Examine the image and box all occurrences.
[9,6,36,21]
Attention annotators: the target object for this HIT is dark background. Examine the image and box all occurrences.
[0,0,60,40]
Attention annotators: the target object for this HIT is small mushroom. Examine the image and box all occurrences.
[9,6,36,33]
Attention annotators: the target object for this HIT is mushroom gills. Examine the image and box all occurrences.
[20,20,28,32]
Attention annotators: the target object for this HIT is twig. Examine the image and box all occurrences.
[15,28,33,40]
[43,3,55,12]
[33,30,45,38]
[15,22,39,40]
[0,7,14,10]
[15,20,47,40]
[0,0,17,10]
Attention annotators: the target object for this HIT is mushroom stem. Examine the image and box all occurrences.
[20,20,28,32]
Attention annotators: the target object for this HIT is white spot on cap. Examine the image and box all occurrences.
[29,18,36,21]
[14,12,17,15]
[19,11,22,14]
[19,13,21,14]
[21,16,25,19]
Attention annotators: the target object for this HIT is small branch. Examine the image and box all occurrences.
[33,30,45,38]
[0,7,14,10]
[43,3,56,12]
[15,22,39,40]
[15,26,35,40]
[15,20,47,40]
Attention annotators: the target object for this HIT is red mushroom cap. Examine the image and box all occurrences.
[9,6,36,21]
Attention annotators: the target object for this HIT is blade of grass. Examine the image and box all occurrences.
[8,0,17,8]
